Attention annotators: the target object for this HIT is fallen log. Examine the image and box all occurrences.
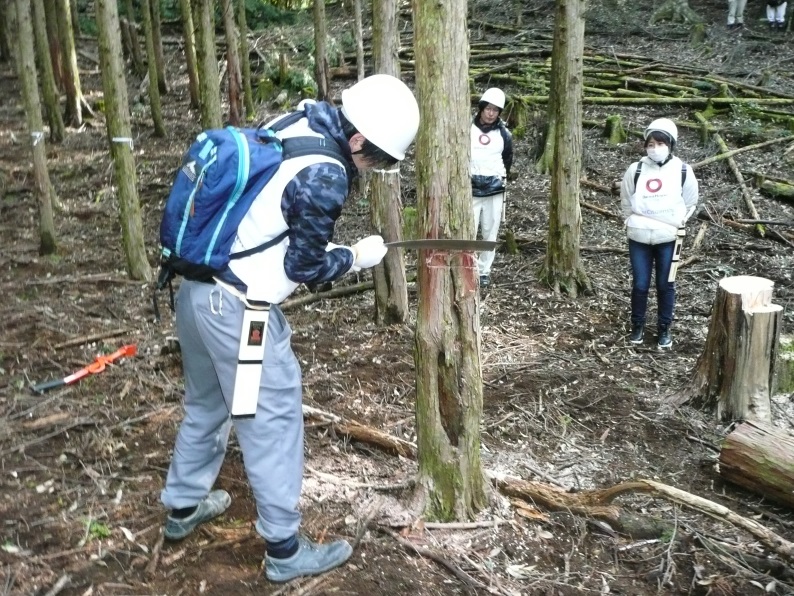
[302,404,417,459]
[694,112,765,237]
[691,134,794,169]
[719,420,794,509]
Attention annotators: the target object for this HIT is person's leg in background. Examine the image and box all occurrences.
[628,239,653,343]
[653,241,676,349]
[476,192,504,287]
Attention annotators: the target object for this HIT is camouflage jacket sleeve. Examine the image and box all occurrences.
[282,162,354,284]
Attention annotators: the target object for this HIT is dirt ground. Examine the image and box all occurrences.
[2,0,794,594]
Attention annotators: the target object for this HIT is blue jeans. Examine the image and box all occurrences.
[628,239,675,327]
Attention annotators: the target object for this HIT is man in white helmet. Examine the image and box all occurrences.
[159,74,420,582]
[620,117,699,349]
[470,87,513,289]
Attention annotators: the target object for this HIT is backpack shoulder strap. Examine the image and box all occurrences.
[281,136,350,179]
[229,229,290,261]
[681,162,687,186]
[633,161,643,188]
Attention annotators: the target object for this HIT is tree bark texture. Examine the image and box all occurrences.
[0,2,11,62]
[95,0,152,282]
[122,0,145,76]
[412,0,487,521]
[194,0,222,129]
[676,276,782,421]
[31,0,65,143]
[55,0,82,127]
[719,421,794,509]
[43,0,63,89]
[140,0,166,136]
[221,0,243,126]
[539,0,591,297]
[235,0,254,119]
[178,0,200,109]
[370,0,408,325]
[313,0,330,101]
[14,0,57,255]
[149,0,168,94]
[353,0,365,80]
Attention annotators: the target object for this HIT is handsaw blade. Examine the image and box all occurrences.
[385,239,500,251]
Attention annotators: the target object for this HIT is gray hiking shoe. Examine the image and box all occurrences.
[265,535,353,582]
[164,490,231,540]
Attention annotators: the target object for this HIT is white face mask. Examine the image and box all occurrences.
[646,145,670,163]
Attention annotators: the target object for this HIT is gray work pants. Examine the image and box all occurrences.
[160,279,304,542]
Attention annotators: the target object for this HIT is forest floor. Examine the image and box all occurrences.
[2,0,794,594]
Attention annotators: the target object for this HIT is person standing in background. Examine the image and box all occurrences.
[767,0,788,30]
[471,87,513,290]
[620,118,699,350]
[727,0,747,29]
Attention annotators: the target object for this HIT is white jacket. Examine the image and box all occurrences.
[620,155,699,245]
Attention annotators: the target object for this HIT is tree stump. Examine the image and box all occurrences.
[603,115,626,145]
[719,420,794,509]
[674,276,783,422]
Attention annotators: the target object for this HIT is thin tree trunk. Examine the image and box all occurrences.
[122,0,145,76]
[179,0,200,109]
[32,0,65,143]
[95,0,152,282]
[194,0,222,128]
[119,17,133,61]
[14,0,57,255]
[55,0,82,127]
[538,0,591,297]
[313,0,330,101]
[370,0,408,324]
[140,0,166,136]
[412,0,488,521]
[0,2,12,61]
[353,0,365,81]
[221,0,242,126]
[43,0,63,89]
[70,0,80,36]
[236,0,254,119]
[150,0,168,94]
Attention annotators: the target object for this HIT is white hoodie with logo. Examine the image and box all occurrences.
[620,155,699,245]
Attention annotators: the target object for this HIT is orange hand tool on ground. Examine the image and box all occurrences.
[31,345,137,394]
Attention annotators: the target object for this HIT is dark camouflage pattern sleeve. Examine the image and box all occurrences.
[281,162,354,284]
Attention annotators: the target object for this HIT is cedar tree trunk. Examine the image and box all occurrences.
[369,0,408,324]
[538,0,591,297]
[140,0,166,136]
[14,0,57,255]
[95,0,152,281]
[194,0,222,128]
[412,0,488,521]
[32,0,65,143]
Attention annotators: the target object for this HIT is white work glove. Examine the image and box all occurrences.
[351,235,388,269]
[326,242,360,272]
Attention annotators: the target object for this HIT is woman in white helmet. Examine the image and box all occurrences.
[470,87,513,289]
[620,117,699,349]
[160,74,419,583]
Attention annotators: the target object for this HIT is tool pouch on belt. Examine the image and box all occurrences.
[668,226,686,283]
[231,299,270,418]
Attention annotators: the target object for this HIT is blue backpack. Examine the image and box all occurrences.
[154,111,347,316]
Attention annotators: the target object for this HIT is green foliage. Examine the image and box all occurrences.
[402,206,418,239]
[78,14,98,36]
[86,520,111,541]
[241,0,298,28]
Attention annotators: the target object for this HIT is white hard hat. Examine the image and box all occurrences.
[341,74,420,161]
[644,118,678,147]
[480,88,506,110]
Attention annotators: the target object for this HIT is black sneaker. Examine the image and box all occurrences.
[629,323,644,344]
[657,325,672,349]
